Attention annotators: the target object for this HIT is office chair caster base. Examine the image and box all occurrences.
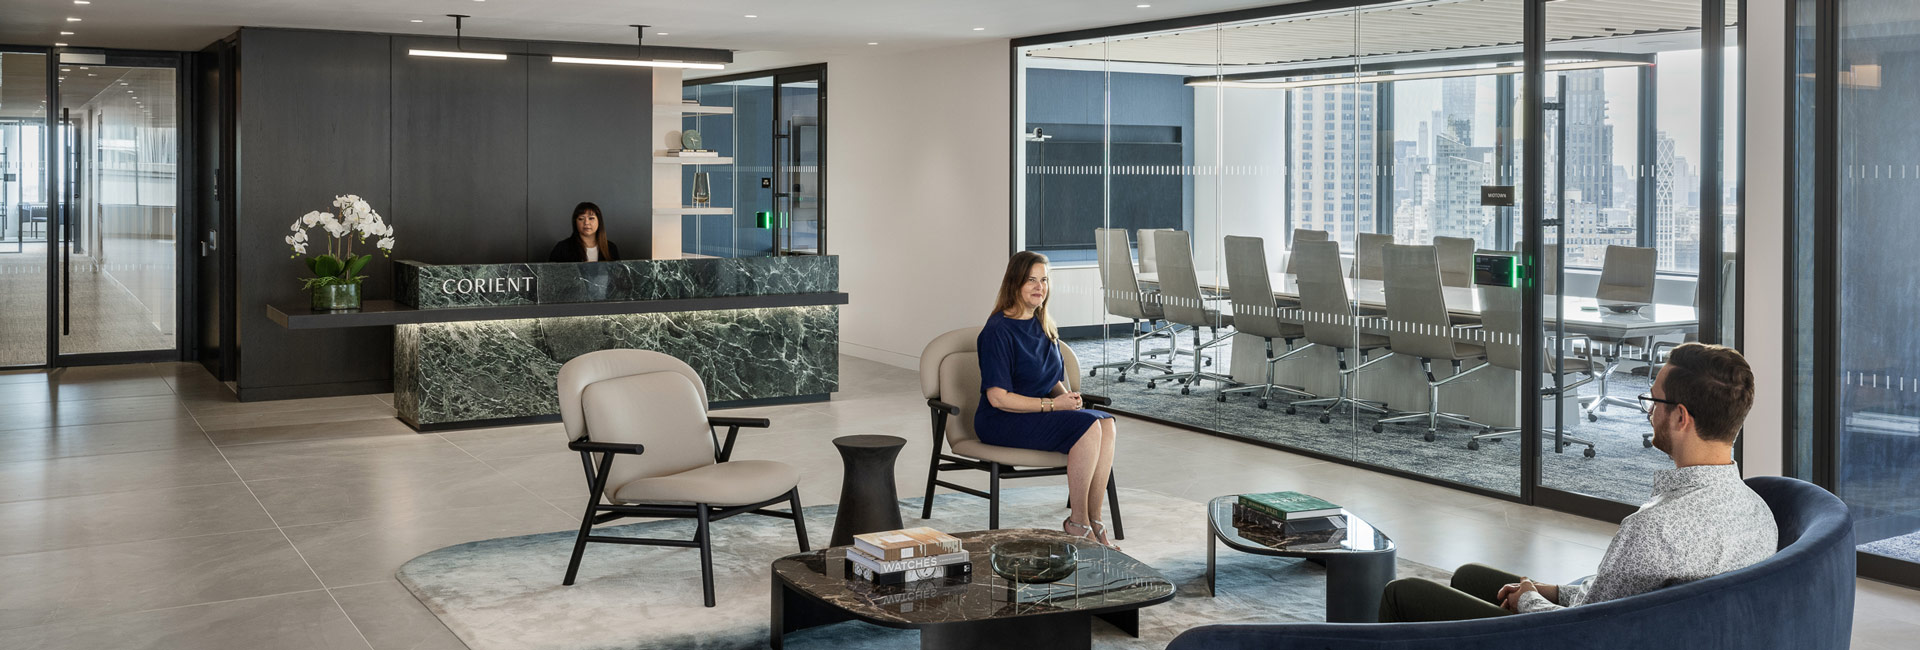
[1216,393,1225,402]
[1423,430,1436,442]
[1370,423,1383,433]
[1585,447,1597,458]
[1285,405,1296,415]
[1257,400,1269,410]
[1180,386,1190,395]
[1318,414,1331,424]
[1467,439,1480,450]
[1642,435,1653,448]
[1588,412,1599,422]
[1146,381,1157,389]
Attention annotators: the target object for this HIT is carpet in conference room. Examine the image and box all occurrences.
[395,487,1447,650]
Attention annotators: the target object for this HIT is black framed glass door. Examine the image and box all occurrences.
[773,69,822,256]
[0,47,183,369]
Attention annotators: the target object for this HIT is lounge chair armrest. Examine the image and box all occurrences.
[568,438,646,455]
[927,398,960,415]
[708,416,771,429]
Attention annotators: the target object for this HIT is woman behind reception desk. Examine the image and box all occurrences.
[548,201,622,262]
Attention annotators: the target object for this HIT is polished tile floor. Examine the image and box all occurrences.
[0,358,1913,649]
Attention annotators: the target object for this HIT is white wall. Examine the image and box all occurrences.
[1740,0,1787,477]
[1195,86,1292,274]
[821,41,1012,369]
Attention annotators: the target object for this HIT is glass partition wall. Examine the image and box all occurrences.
[1790,0,1920,589]
[1016,0,1739,512]
[680,65,826,258]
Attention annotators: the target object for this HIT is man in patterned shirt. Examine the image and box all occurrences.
[1376,342,1779,622]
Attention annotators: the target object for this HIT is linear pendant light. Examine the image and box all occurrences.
[1185,59,1649,89]
[549,25,726,70]
[408,14,507,60]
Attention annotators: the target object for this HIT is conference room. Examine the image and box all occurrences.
[1017,0,1739,512]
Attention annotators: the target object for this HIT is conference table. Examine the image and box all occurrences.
[1127,271,1697,430]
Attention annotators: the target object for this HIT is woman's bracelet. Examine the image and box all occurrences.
[1041,398,1053,413]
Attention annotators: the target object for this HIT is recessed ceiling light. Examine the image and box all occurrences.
[74,0,90,4]
[657,32,668,36]
[410,19,423,23]
[67,17,82,22]
[744,15,757,18]
[54,42,67,46]
[867,42,878,46]
[972,27,985,31]
[1137,3,1152,7]
[120,82,127,85]
[60,68,70,71]
[60,32,74,36]
[87,73,95,76]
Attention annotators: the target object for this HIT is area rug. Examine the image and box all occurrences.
[397,487,1446,650]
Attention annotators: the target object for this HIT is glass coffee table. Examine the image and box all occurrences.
[1207,495,1397,623]
[771,528,1174,650]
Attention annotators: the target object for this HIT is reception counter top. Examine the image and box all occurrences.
[269,255,842,430]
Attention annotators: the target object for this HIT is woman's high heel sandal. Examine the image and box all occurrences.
[1062,517,1097,542]
[1090,520,1121,551]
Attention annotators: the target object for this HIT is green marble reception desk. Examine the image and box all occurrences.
[268,256,844,430]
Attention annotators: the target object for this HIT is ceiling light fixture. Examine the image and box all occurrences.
[74,0,90,4]
[54,42,67,46]
[973,27,985,31]
[67,17,82,22]
[549,25,726,70]
[408,15,508,60]
[867,42,878,46]
[61,32,74,35]
[1137,4,1152,7]
[411,19,424,23]
[657,32,668,36]
[744,15,757,18]
[1185,59,1651,89]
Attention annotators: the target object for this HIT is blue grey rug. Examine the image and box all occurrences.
[1067,335,1673,505]
[1861,530,1920,564]
[397,487,1446,650]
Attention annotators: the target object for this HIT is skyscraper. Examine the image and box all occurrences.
[1290,83,1377,242]
[1562,70,1615,209]
[1430,78,1487,243]
[1655,131,1678,269]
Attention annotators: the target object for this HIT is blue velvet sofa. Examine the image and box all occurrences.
[1168,477,1855,650]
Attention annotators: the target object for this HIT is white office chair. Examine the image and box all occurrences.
[1581,245,1658,421]
[1467,285,1598,456]
[1219,235,1316,409]
[1089,228,1179,380]
[1370,244,1490,442]
[1289,240,1392,422]
[1153,230,1235,394]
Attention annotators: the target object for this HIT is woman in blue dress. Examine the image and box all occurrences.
[975,251,1121,549]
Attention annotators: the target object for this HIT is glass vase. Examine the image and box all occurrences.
[310,283,363,311]
[692,171,712,206]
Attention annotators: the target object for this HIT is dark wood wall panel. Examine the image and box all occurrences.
[236,28,393,391]
[391,36,530,266]
[524,41,652,262]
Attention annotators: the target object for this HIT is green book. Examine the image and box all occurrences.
[1238,491,1342,521]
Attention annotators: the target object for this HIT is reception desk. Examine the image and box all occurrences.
[268,256,845,430]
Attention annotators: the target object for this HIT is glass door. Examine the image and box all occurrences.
[773,71,822,255]
[51,57,181,362]
[0,51,52,368]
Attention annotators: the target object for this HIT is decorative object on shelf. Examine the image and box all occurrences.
[681,128,703,150]
[286,194,395,312]
[692,172,712,207]
[988,540,1078,584]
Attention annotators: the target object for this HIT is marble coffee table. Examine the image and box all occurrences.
[770,528,1174,650]
[1206,495,1397,622]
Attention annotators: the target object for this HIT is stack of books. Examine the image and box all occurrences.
[847,527,971,585]
[1232,491,1350,551]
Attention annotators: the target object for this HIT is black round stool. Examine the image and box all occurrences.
[829,434,907,547]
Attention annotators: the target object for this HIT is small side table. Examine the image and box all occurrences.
[829,434,907,547]
[1206,495,1397,623]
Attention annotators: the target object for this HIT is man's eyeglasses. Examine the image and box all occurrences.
[1637,394,1683,419]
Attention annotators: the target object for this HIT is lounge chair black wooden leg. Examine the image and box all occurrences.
[1106,472,1125,541]
[697,504,716,608]
[562,498,596,586]
[788,489,810,552]
[988,463,1002,530]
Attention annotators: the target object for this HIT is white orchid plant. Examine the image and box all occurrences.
[286,194,396,290]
